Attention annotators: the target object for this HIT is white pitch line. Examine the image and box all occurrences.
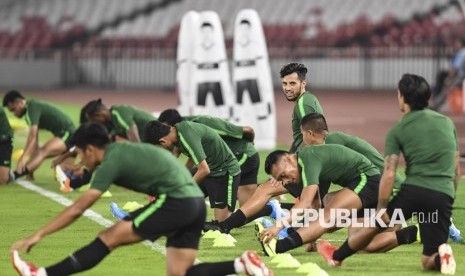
[16,179,167,255]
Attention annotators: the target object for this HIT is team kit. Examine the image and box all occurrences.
[1,64,460,275]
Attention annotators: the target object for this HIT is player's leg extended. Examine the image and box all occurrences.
[241,180,287,218]
[238,184,257,207]
[215,180,288,232]
[301,188,362,243]
[36,220,143,275]
[26,137,67,172]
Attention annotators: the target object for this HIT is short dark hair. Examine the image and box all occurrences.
[3,90,24,107]
[84,99,105,118]
[301,113,328,133]
[279,63,308,80]
[398,74,431,110]
[72,122,110,150]
[79,100,97,124]
[144,120,171,145]
[264,150,288,174]
[158,109,183,126]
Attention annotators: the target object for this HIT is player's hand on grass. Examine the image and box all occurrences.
[260,226,281,243]
[11,234,41,253]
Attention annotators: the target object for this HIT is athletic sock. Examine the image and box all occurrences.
[219,210,247,231]
[333,240,357,262]
[247,205,273,222]
[280,202,294,210]
[276,231,303,253]
[45,238,110,275]
[395,225,418,245]
[186,261,236,276]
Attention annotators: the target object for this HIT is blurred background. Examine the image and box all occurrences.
[0,0,464,91]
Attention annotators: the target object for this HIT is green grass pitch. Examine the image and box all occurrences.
[0,100,463,275]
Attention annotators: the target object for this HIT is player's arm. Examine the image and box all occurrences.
[260,183,319,243]
[125,124,141,142]
[377,154,398,210]
[11,189,102,253]
[185,157,194,170]
[242,126,255,142]
[17,125,39,172]
[193,159,210,183]
[280,184,319,227]
[51,149,77,168]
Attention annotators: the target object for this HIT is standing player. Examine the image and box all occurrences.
[158,109,258,206]
[3,90,75,180]
[11,123,271,276]
[0,107,14,184]
[280,63,324,152]
[318,74,457,274]
[144,120,241,223]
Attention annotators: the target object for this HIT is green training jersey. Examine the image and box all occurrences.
[0,108,13,141]
[175,121,241,177]
[298,144,380,188]
[185,115,257,158]
[292,92,323,150]
[325,131,403,188]
[110,105,156,139]
[89,143,203,198]
[24,99,75,138]
[385,109,457,199]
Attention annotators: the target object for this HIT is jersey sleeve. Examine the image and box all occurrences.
[111,108,134,131]
[25,102,40,126]
[384,128,401,156]
[178,126,206,166]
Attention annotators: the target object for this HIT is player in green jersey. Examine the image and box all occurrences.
[318,74,457,274]
[3,90,75,180]
[11,123,271,276]
[144,120,241,223]
[280,63,323,153]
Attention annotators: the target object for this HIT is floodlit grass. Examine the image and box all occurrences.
[0,100,463,275]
